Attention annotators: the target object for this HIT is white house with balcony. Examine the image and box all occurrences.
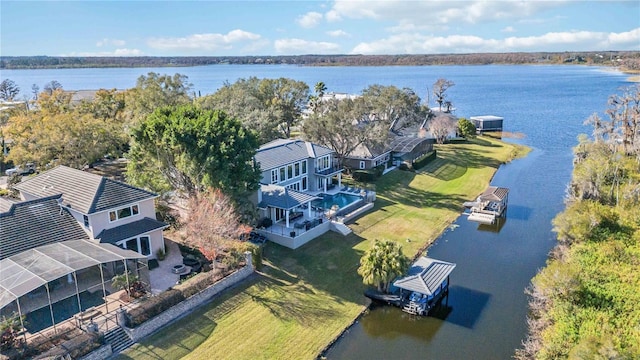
[13,165,167,258]
[253,139,346,249]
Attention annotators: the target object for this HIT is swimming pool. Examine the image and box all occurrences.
[312,192,362,211]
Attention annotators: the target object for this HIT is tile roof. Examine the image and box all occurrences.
[0,195,89,260]
[254,139,333,171]
[13,166,157,214]
[479,186,509,202]
[393,257,456,295]
[95,217,168,245]
[258,184,319,210]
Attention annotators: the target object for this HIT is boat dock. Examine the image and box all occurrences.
[465,186,509,224]
[364,257,456,316]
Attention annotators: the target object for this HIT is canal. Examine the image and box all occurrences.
[325,68,632,359]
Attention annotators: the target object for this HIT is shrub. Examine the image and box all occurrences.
[156,248,166,261]
[398,162,414,171]
[258,217,273,228]
[127,289,186,327]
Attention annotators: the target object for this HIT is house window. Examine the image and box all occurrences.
[294,163,300,177]
[287,164,293,179]
[271,169,278,184]
[125,238,139,253]
[301,176,307,191]
[359,161,366,169]
[280,167,286,182]
[287,182,300,191]
[301,161,307,174]
[318,156,330,170]
[83,215,89,227]
[109,204,140,222]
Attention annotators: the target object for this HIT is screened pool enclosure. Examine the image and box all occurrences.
[0,240,148,334]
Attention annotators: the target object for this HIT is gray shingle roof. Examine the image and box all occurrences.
[254,139,333,171]
[479,186,509,202]
[95,217,168,244]
[13,166,158,214]
[393,257,456,295]
[258,184,319,210]
[0,195,89,260]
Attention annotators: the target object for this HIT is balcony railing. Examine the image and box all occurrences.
[314,165,343,176]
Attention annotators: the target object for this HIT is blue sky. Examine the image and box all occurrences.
[1,1,639,56]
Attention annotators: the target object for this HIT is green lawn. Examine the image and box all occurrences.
[120,137,527,360]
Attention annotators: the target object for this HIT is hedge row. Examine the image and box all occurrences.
[412,150,437,170]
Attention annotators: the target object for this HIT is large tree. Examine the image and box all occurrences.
[5,89,126,168]
[358,240,410,293]
[124,72,192,125]
[197,77,309,144]
[432,78,455,112]
[126,105,261,198]
[304,84,429,165]
[0,79,20,101]
[303,97,387,166]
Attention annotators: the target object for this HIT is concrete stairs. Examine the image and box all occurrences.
[104,326,134,356]
[330,221,352,236]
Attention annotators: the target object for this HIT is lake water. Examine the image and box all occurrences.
[1,65,632,358]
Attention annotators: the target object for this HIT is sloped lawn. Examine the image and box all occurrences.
[120,137,527,360]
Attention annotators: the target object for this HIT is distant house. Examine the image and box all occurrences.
[13,165,167,258]
[343,142,391,171]
[470,115,503,133]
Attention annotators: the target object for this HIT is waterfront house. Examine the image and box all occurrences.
[253,139,368,249]
[13,165,168,258]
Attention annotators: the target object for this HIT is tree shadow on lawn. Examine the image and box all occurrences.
[381,182,469,213]
[117,309,218,360]
[262,233,368,307]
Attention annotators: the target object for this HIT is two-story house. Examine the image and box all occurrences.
[13,165,167,258]
[253,139,345,249]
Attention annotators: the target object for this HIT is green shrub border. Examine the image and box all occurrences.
[412,150,437,170]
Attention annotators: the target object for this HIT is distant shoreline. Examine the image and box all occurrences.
[1,51,638,71]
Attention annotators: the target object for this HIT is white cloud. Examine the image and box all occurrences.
[328,0,562,27]
[351,28,640,54]
[61,48,143,57]
[148,30,262,51]
[296,12,323,28]
[96,38,126,47]
[274,38,340,54]
[326,29,350,37]
[501,26,516,33]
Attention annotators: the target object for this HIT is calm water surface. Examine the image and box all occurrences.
[2,65,632,358]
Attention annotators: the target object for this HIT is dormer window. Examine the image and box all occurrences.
[83,215,89,227]
[109,204,140,222]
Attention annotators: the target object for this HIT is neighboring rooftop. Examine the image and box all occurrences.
[0,196,89,260]
[470,115,504,122]
[13,165,157,214]
[255,139,333,171]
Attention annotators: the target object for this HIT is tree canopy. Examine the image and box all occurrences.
[0,79,20,101]
[357,239,410,293]
[457,118,476,138]
[4,89,127,168]
[518,86,640,360]
[197,77,309,144]
[432,78,454,112]
[124,72,192,126]
[303,84,429,166]
[126,105,261,199]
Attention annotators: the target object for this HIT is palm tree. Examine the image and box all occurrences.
[358,240,410,293]
[314,81,327,98]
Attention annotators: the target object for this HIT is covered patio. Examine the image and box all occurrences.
[0,240,148,336]
[314,166,344,193]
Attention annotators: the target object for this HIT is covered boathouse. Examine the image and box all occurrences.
[393,257,456,315]
[466,186,509,225]
[470,115,503,133]
[365,256,456,316]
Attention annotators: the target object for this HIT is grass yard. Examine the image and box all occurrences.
[120,136,528,360]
